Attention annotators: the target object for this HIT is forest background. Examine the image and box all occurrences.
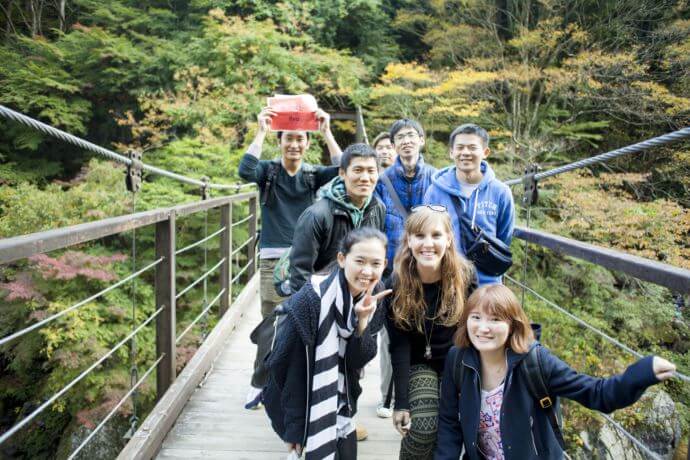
[0,0,689,458]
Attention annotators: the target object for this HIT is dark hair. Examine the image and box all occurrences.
[276,131,311,141]
[340,143,378,171]
[449,123,489,149]
[339,227,388,256]
[389,119,425,144]
[372,132,391,148]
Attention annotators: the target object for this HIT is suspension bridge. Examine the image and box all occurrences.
[0,104,688,459]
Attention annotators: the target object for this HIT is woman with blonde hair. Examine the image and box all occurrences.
[384,205,475,459]
[435,284,676,459]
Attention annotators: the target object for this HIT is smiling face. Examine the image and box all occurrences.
[375,137,397,168]
[407,216,452,274]
[392,127,425,166]
[339,156,379,206]
[279,131,310,162]
[449,133,489,177]
[337,238,387,296]
[467,305,511,353]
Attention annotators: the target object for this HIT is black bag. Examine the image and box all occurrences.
[452,346,565,451]
[450,195,512,276]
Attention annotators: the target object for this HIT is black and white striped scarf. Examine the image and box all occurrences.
[304,269,358,459]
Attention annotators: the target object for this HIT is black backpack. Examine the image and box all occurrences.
[452,346,566,450]
[260,161,318,207]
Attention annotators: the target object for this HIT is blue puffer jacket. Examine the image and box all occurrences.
[375,155,436,268]
[435,344,659,460]
[262,274,386,447]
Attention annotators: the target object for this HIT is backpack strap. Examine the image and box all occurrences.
[521,346,566,450]
[380,174,409,219]
[301,163,318,200]
[261,161,281,207]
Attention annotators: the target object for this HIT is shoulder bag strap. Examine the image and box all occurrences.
[380,174,408,219]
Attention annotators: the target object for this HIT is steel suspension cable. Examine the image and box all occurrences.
[0,258,163,347]
[0,105,255,191]
[504,127,690,186]
[0,307,163,445]
[505,275,690,383]
[67,354,165,460]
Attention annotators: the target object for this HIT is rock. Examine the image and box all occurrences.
[629,389,682,459]
[573,388,682,460]
[55,415,130,460]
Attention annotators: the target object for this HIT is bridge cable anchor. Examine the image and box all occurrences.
[125,150,143,193]
[521,163,540,207]
[200,176,210,201]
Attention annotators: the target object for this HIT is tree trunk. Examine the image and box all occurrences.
[58,0,65,31]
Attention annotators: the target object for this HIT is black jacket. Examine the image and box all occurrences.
[435,344,659,460]
[262,276,387,446]
[289,196,385,293]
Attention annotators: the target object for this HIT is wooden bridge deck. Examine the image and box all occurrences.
[156,293,401,459]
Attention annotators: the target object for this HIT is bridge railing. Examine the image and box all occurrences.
[509,226,689,459]
[0,191,259,459]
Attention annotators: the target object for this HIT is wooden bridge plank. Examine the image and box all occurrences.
[155,289,401,459]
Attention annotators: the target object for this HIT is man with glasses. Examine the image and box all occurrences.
[423,123,515,286]
[373,119,436,418]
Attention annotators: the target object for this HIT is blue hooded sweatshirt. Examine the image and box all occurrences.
[375,155,436,269]
[423,161,515,285]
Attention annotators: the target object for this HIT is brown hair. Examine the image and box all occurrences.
[391,208,474,332]
[455,284,535,353]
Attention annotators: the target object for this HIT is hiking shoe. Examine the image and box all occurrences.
[376,404,393,418]
[356,424,368,442]
[244,386,263,410]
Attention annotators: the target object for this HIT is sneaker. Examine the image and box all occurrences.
[376,404,393,418]
[355,424,368,442]
[245,386,263,410]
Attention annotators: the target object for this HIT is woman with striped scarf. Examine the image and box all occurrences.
[384,206,475,459]
[262,227,392,459]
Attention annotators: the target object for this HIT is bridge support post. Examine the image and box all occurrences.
[220,203,232,316]
[248,196,258,279]
[155,214,176,399]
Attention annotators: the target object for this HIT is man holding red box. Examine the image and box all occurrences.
[239,100,342,409]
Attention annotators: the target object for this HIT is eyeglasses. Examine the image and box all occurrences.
[393,132,420,143]
[411,204,447,213]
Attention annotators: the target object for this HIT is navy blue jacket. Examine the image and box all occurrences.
[374,155,436,269]
[435,345,659,460]
[262,276,386,446]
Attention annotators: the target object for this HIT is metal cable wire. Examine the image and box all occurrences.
[231,236,254,257]
[505,275,690,383]
[0,258,163,347]
[230,259,254,284]
[0,105,255,191]
[504,127,690,186]
[231,214,254,227]
[0,307,163,445]
[66,353,165,460]
[175,226,226,256]
[175,258,225,300]
[175,288,226,345]
[127,193,139,437]
[599,413,662,460]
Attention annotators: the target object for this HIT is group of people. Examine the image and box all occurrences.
[238,105,676,460]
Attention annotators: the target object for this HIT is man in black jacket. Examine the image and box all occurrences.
[289,143,385,293]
